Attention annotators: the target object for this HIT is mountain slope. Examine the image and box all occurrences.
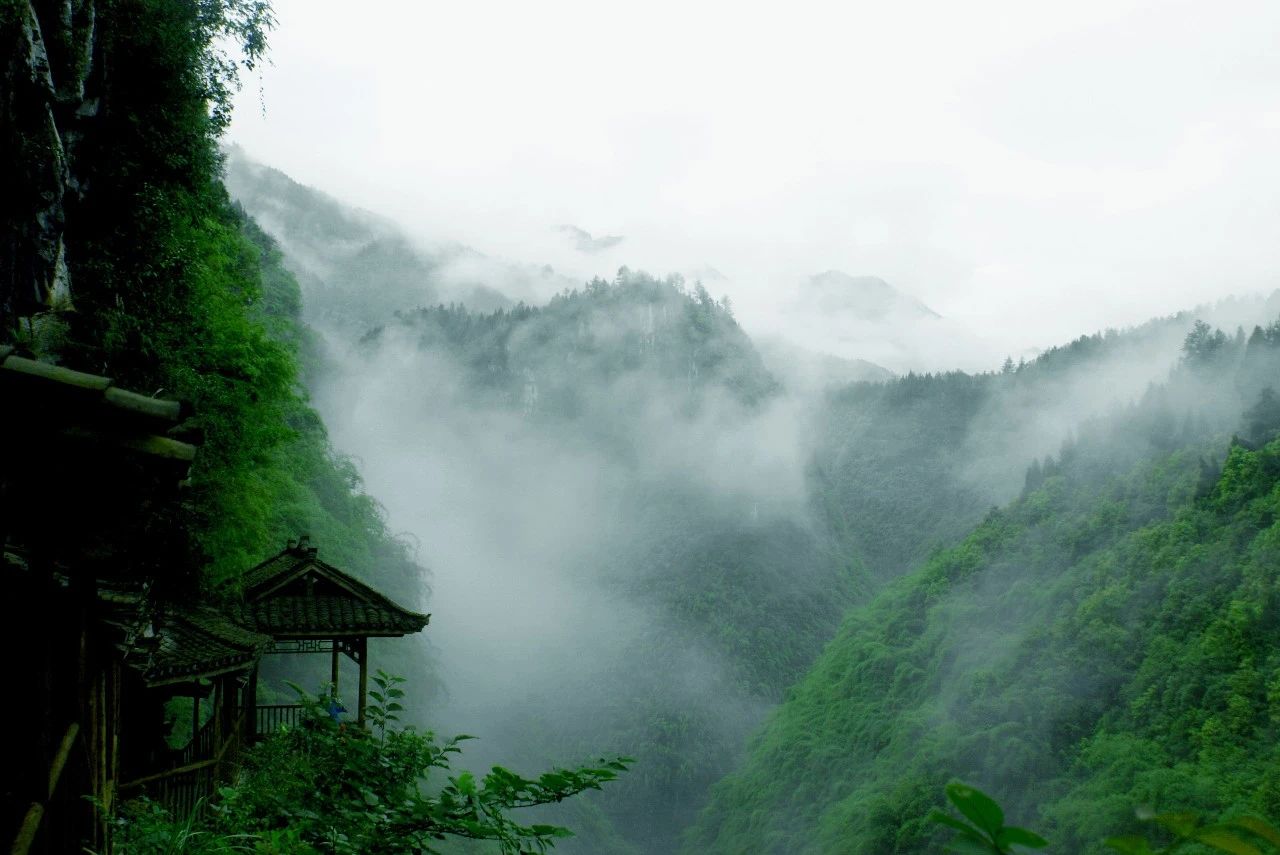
[813,299,1280,581]
[686,326,1280,854]
[227,158,1280,854]
[321,270,858,853]
[224,149,574,331]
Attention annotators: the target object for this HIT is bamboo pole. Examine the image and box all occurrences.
[47,723,79,799]
[9,722,79,855]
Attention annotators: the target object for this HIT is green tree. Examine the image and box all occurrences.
[113,677,630,855]
[1243,387,1280,445]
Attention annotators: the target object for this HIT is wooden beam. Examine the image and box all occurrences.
[331,645,340,693]
[118,754,215,790]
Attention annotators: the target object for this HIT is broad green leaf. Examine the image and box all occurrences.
[1151,812,1201,838]
[1229,818,1280,848]
[529,824,572,837]
[1194,829,1264,855]
[945,837,1001,854]
[928,808,989,844]
[1104,835,1157,855]
[454,771,477,795]
[998,825,1049,849]
[947,783,1005,839]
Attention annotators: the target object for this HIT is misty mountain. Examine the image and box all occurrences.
[316,269,855,853]
[768,269,992,372]
[687,265,729,283]
[362,271,777,416]
[226,155,1280,855]
[755,336,894,391]
[811,293,1280,582]
[688,319,1280,854]
[558,223,626,254]
[802,270,941,321]
[223,149,576,331]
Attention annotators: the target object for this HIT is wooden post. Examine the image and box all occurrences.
[245,667,258,739]
[357,638,368,726]
[212,680,222,737]
[211,680,222,776]
[330,644,340,694]
[222,676,236,738]
[105,661,120,850]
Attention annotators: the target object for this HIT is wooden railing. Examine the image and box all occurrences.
[170,713,218,769]
[119,710,246,822]
[115,704,309,822]
[255,703,305,737]
[138,761,217,823]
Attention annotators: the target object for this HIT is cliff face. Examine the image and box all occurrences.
[1,1,102,327]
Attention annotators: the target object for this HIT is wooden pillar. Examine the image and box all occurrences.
[357,637,368,726]
[331,643,340,694]
[222,676,236,736]
[245,666,258,739]
[212,680,222,738]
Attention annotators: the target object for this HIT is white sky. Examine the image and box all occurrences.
[229,0,1280,363]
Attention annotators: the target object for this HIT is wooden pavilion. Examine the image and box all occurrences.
[233,536,430,730]
[106,589,271,818]
[103,536,430,821]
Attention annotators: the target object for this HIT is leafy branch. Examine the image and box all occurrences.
[928,782,1047,854]
[929,782,1280,855]
[1105,809,1280,855]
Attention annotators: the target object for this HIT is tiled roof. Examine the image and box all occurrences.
[139,606,270,686]
[237,594,426,636]
[235,537,429,638]
[99,583,270,686]
[239,549,304,594]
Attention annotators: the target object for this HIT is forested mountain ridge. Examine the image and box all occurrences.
[686,323,1280,854]
[326,269,858,853]
[236,154,1280,854]
[364,270,777,415]
[815,295,1280,582]
[223,149,575,330]
[230,160,1280,601]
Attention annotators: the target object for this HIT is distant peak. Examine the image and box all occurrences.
[801,271,940,320]
[688,265,728,283]
[557,224,625,254]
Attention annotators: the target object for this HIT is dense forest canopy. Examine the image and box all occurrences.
[687,325,1280,854]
